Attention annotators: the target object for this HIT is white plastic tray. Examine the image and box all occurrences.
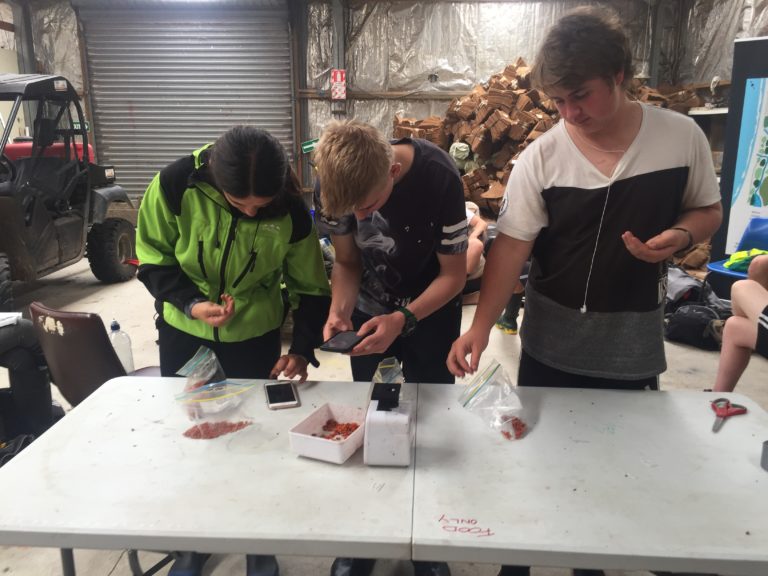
[289,403,366,464]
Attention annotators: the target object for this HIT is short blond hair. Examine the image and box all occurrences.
[313,120,393,218]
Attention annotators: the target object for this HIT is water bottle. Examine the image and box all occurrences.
[109,320,135,373]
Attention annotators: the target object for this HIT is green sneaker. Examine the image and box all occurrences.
[494,316,518,335]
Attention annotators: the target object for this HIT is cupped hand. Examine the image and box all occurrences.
[270,354,309,382]
[190,293,235,327]
[622,229,686,264]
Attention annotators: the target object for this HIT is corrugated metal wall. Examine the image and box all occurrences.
[77,5,293,199]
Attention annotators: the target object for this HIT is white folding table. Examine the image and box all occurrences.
[0,377,417,574]
[3,378,767,576]
[412,386,768,575]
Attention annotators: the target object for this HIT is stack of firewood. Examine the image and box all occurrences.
[392,115,449,149]
[630,82,703,113]
[393,61,707,215]
[393,58,558,214]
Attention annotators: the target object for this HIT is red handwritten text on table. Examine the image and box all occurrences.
[438,514,494,537]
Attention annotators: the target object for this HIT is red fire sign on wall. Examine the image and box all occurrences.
[331,68,347,101]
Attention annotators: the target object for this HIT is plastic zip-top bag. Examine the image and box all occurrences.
[372,356,405,384]
[175,345,227,392]
[175,380,259,440]
[458,359,528,440]
[175,346,258,440]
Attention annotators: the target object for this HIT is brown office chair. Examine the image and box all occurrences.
[30,302,168,575]
[29,301,158,407]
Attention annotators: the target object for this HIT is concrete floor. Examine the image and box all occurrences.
[1,259,766,576]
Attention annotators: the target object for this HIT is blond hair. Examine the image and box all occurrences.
[313,120,393,218]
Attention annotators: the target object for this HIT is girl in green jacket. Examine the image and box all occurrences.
[137,126,330,383]
[136,127,330,575]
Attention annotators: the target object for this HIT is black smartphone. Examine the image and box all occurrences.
[319,330,366,353]
[264,381,300,410]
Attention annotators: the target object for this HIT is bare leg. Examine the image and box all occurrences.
[730,279,768,323]
[714,316,758,392]
[713,279,768,392]
[747,254,768,287]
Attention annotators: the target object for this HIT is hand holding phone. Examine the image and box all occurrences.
[264,381,300,410]
[319,330,367,353]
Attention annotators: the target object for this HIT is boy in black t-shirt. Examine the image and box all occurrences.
[314,121,463,576]
[313,119,468,386]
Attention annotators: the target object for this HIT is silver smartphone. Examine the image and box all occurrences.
[264,381,300,410]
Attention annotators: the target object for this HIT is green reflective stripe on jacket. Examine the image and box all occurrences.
[136,145,329,343]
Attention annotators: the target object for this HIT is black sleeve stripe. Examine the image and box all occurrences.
[136,262,205,313]
[287,194,313,244]
[158,155,196,216]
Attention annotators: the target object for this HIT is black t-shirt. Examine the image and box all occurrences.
[315,138,467,316]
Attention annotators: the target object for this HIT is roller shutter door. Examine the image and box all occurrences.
[77,5,293,199]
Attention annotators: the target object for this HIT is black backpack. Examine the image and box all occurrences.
[665,265,732,317]
[664,304,724,351]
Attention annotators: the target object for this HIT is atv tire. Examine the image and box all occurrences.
[87,218,137,283]
[0,252,12,312]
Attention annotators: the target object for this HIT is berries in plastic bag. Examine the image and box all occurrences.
[175,380,258,439]
[458,359,528,440]
[174,346,256,439]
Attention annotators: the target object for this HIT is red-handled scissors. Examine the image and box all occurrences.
[711,397,747,432]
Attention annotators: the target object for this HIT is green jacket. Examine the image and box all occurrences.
[136,145,330,363]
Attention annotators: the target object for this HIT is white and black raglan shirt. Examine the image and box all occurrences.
[497,104,721,380]
[316,138,468,317]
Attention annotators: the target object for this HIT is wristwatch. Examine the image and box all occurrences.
[396,306,418,337]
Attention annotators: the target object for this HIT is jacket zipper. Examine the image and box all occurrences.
[231,218,262,290]
[197,239,207,278]
[213,214,239,342]
[232,251,257,289]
